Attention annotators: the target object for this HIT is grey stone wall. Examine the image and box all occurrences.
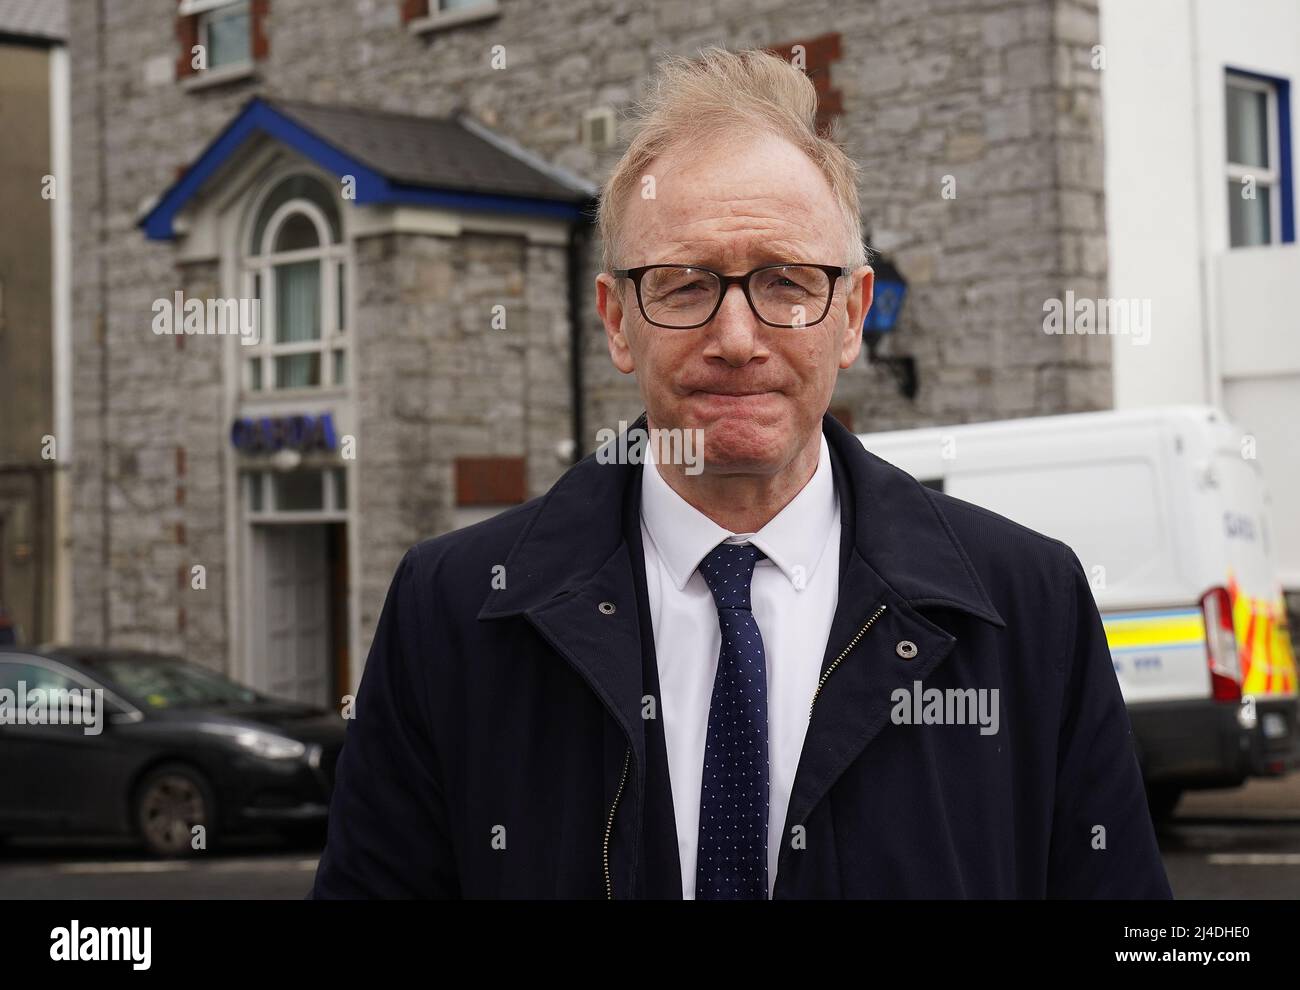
[818,0,1110,429]
[352,230,571,649]
[69,0,1109,660]
[174,260,231,673]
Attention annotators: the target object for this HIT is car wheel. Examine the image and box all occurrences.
[134,764,215,858]
[1146,784,1183,822]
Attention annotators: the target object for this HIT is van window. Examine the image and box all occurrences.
[947,458,1172,596]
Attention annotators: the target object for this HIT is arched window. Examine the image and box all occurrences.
[242,173,347,391]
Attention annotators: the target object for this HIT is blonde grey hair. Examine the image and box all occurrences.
[597,46,867,273]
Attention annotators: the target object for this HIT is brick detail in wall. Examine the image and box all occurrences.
[401,0,429,23]
[251,0,269,59]
[175,12,198,79]
[455,456,526,507]
[766,33,843,136]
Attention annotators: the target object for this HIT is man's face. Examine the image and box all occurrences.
[596,130,873,478]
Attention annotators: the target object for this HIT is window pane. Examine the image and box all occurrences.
[275,353,321,388]
[251,272,263,345]
[1226,82,1269,168]
[248,356,262,390]
[250,175,341,254]
[1228,179,1272,247]
[332,348,346,385]
[248,472,263,512]
[275,261,321,343]
[336,261,346,333]
[273,471,323,511]
[0,662,78,692]
[0,663,40,691]
[333,468,347,511]
[206,5,250,69]
[274,213,320,253]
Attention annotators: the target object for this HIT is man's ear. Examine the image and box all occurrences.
[839,265,873,369]
[596,273,637,374]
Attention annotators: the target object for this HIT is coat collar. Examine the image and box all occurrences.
[478,410,1005,897]
[479,411,1004,629]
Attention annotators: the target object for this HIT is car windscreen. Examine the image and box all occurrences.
[85,657,261,709]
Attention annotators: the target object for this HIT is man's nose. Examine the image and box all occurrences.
[707,282,762,364]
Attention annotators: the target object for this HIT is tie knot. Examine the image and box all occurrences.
[698,542,766,611]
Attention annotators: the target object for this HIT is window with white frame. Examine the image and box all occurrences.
[406,0,501,35]
[243,174,347,392]
[1226,73,1281,247]
[245,468,347,519]
[180,0,252,72]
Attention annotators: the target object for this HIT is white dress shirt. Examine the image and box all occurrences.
[639,433,841,898]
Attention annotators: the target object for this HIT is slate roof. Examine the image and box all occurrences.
[0,0,67,41]
[142,96,597,238]
[266,98,595,203]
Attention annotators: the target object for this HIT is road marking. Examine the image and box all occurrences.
[1208,853,1300,865]
[51,857,319,875]
[56,861,192,874]
[206,858,319,873]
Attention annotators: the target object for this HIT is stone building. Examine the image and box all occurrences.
[68,0,1107,702]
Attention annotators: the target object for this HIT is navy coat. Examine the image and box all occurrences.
[310,412,1172,899]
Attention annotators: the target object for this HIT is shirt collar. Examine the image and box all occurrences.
[640,432,838,592]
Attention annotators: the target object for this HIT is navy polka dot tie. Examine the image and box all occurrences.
[695,541,769,900]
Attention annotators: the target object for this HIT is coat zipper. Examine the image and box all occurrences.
[603,745,631,899]
[602,605,886,896]
[808,603,887,716]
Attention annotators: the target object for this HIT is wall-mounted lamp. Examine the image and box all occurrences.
[862,255,917,400]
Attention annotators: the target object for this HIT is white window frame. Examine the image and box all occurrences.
[1226,73,1282,247]
[244,467,348,524]
[186,0,253,77]
[242,188,349,395]
[408,0,501,36]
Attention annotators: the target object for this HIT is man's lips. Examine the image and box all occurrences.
[686,388,780,397]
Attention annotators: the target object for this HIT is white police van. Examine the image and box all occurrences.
[858,406,1298,818]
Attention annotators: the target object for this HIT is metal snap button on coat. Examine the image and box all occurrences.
[598,601,616,615]
[895,639,918,660]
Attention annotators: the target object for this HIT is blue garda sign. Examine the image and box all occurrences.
[230,413,337,455]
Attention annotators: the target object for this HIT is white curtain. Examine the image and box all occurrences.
[275,260,321,387]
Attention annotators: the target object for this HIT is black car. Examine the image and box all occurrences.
[0,646,346,856]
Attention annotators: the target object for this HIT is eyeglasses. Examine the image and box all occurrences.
[610,263,851,330]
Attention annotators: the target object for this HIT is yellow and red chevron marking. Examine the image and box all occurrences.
[1229,573,1298,697]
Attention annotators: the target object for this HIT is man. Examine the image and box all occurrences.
[311,47,1171,899]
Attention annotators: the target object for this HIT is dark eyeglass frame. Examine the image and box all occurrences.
[609,263,852,329]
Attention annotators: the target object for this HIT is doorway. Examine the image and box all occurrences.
[250,522,348,707]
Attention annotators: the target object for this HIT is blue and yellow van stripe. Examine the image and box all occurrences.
[1103,608,1205,653]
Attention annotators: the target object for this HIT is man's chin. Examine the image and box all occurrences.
[695,417,794,476]
[650,395,805,475]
